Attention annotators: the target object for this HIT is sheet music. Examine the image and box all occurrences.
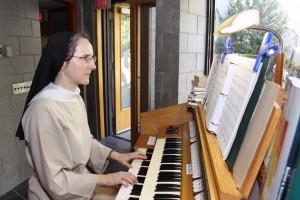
[204,53,262,159]
[205,54,238,133]
[203,54,222,107]
[216,56,260,159]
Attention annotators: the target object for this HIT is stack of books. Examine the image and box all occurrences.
[187,75,207,107]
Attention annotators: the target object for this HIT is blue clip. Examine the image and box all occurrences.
[221,37,234,63]
[253,32,280,72]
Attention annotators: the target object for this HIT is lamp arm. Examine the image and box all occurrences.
[249,25,283,52]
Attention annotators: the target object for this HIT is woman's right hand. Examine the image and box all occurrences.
[96,171,138,187]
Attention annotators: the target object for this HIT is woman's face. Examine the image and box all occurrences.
[61,38,96,88]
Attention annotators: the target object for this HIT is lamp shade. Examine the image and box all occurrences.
[214,10,260,36]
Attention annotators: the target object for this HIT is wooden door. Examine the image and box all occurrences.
[114,3,131,133]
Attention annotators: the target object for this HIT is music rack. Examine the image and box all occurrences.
[194,103,282,199]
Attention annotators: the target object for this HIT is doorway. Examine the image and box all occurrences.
[114,3,131,140]
[39,0,76,48]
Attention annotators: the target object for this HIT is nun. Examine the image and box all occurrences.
[16,32,146,200]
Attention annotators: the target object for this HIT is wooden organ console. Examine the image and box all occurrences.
[116,102,280,199]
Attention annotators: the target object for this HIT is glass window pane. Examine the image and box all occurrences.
[214,0,300,79]
[121,14,131,109]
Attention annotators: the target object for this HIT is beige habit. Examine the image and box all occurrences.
[22,83,112,199]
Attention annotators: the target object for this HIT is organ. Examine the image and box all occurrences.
[116,102,280,199]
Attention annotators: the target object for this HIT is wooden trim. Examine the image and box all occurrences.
[140,6,150,112]
[196,106,242,200]
[140,104,193,135]
[68,1,76,31]
[130,0,138,150]
[96,10,106,139]
[195,107,219,200]
[130,0,156,150]
[274,53,284,86]
[114,3,131,132]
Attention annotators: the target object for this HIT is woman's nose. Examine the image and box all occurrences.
[89,62,96,70]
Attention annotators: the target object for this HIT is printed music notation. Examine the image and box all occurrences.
[204,54,259,159]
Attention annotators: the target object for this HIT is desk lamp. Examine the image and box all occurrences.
[214,9,284,85]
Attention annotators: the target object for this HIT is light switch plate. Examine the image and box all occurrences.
[12,81,32,95]
[3,45,13,57]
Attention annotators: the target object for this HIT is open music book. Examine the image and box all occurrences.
[203,53,261,160]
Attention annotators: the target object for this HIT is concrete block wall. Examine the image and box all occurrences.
[0,0,41,195]
[155,0,206,108]
[178,0,206,103]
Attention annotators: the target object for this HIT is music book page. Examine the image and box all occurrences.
[205,54,238,133]
[216,56,259,159]
[203,54,222,106]
[204,54,261,159]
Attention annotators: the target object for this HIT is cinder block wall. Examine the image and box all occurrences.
[155,0,206,108]
[0,0,41,195]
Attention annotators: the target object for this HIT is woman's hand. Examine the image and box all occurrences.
[96,171,138,187]
[110,151,147,168]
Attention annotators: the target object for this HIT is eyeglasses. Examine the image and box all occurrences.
[72,55,97,64]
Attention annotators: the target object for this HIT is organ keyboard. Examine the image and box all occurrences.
[116,103,249,199]
[116,138,185,200]
[116,104,207,200]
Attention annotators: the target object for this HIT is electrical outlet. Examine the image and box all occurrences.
[12,81,32,95]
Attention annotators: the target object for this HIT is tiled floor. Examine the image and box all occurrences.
[0,136,131,200]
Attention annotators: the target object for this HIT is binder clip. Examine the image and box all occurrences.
[253,32,279,72]
[221,37,234,63]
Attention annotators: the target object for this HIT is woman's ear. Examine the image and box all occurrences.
[61,61,68,71]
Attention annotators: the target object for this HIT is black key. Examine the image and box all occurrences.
[146,153,153,160]
[166,138,182,142]
[137,167,148,176]
[128,198,139,200]
[146,148,154,153]
[154,194,180,198]
[156,184,181,191]
[137,171,147,176]
[163,149,181,154]
[155,186,181,192]
[161,157,181,163]
[162,155,181,159]
[130,185,143,196]
[161,159,181,164]
[154,198,180,200]
[137,176,145,183]
[158,172,181,178]
[160,164,181,170]
[164,143,182,147]
[162,155,181,160]
[138,166,148,172]
[130,190,141,196]
[156,183,181,187]
[141,160,150,166]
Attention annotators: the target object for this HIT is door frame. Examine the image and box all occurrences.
[114,3,132,134]
[130,0,156,150]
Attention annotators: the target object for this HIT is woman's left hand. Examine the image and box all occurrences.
[110,151,147,168]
